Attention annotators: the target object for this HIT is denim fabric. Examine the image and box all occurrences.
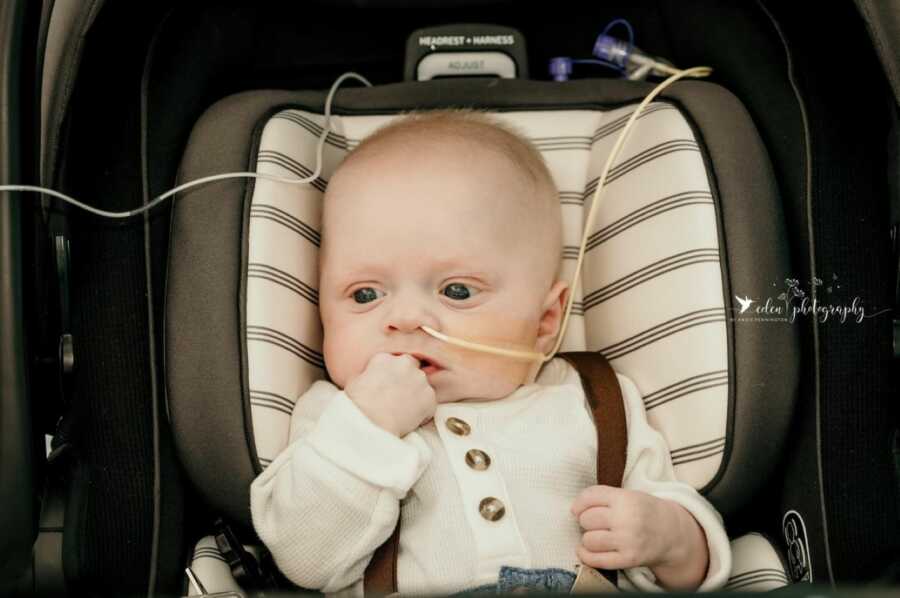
[454,566,577,595]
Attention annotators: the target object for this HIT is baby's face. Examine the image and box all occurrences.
[319,140,566,403]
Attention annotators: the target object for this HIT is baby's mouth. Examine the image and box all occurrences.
[419,360,442,375]
[406,352,444,375]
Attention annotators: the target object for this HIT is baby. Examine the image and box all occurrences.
[250,109,731,595]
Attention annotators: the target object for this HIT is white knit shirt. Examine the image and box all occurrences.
[250,357,731,595]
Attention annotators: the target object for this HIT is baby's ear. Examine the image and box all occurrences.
[535,280,570,354]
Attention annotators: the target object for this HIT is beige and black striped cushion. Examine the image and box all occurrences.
[246,103,728,490]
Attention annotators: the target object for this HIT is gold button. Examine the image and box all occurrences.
[465,449,491,471]
[445,417,470,436]
[479,497,505,522]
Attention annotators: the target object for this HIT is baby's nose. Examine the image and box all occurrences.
[386,315,427,334]
[385,298,438,334]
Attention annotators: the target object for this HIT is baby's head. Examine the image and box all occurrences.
[318,109,568,403]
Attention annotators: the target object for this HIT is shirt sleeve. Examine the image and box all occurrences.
[250,381,432,592]
[612,373,732,592]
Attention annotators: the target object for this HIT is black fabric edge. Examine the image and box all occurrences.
[141,9,172,595]
[167,77,796,524]
[239,118,269,478]
[61,460,88,593]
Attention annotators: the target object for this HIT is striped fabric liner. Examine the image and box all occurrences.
[186,536,242,596]
[724,534,791,591]
[246,103,729,491]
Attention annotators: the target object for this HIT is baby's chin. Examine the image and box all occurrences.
[434,377,526,404]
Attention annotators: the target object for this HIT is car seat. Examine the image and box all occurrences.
[164,74,799,594]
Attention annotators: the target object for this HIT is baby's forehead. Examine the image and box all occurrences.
[339,130,518,178]
[322,113,557,236]
[326,140,531,212]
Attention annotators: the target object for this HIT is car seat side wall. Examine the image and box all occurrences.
[167,90,315,525]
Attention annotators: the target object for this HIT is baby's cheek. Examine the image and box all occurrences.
[479,314,541,393]
[457,350,532,399]
[322,331,354,390]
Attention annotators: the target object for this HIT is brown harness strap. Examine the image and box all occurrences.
[363,352,627,594]
[558,352,627,490]
[364,523,400,595]
[558,351,627,588]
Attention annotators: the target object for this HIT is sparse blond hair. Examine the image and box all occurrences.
[347,109,556,198]
[322,109,563,286]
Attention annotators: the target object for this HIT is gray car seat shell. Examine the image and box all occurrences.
[168,78,798,529]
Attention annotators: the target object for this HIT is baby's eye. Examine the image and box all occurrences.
[441,282,479,301]
[351,287,383,304]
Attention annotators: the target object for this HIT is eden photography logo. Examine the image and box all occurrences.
[732,274,891,324]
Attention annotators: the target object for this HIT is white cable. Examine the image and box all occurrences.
[545,65,712,359]
[1,66,713,369]
[0,71,373,219]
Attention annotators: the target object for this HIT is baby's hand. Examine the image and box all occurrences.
[345,352,437,438]
[571,485,681,571]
